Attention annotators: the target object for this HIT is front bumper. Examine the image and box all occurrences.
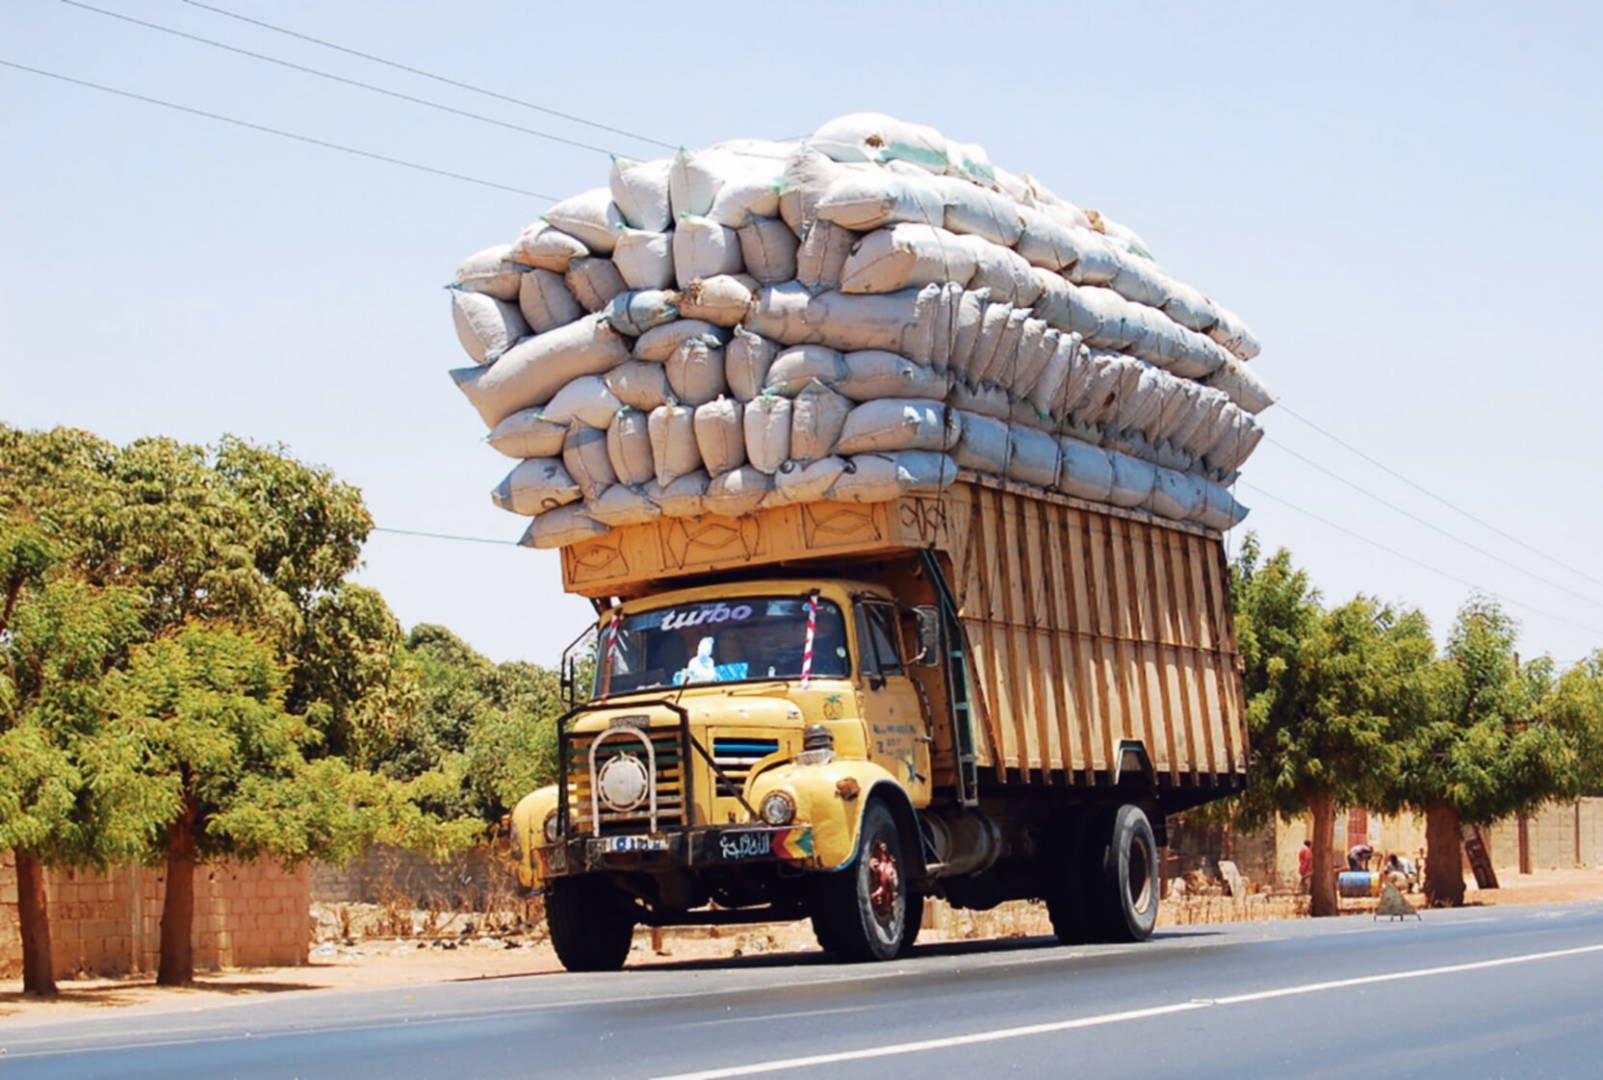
[536,824,817,879]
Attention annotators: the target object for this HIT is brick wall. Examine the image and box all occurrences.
[311,844,515,908]
[1483,798,1603,871]
[0,853,310,980]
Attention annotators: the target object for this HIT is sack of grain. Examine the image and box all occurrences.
[604,360,673,411]
[566,257,628,313]
[765,344,847,396]
[607,407,655,485]
[486,408,568,459]
[1195,482,1248,532]
[540,375,621,430]
[455,243,523,301]
[934,175,1022,247]
[725,326,777,401]
[1203,356,1275,414]
[649,403,699,486]
[492,457,580,515]
[1057,438,1115,502]
[738,216,800,284]
[543,188,624,254]
[790,379,853,463]
[601,289,680,337]
[811,113,950,172]
[451,289,528,365]
[813,170,945,231]
[693,396,746,476]
[832,451,957,503]
[1207,304,1260,361]
[518,269,583,334]
[453,314,630,427]
[743,392,792,474]
[633,319,730,362]
[610,156,673,232]
[1107,451,1156,508]
[1007,426,1060,489]
[612,228,676,290]
[508,222,589,272]
[746,284,937,357]
[834,350,950,402]
[704,465,772,517]
[839,224,977,294]
[772,456,847,503]
[586,483,662,527]
[666,337,728,406]
[520,503,609,549]
[836,399,959,454]
[645,470,709,518]
[947,379,1011,422]
[678,274,754,327]
[562,424,616,500]
[952,410,1010,474]
[1027,332,1081,418]
[1147,467,1204,521]
[795,219,855,292]
[673,215,744,287]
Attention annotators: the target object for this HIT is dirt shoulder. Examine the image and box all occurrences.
[4,866,1600,1024]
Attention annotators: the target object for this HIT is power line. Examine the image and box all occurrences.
[1276,401,1603,594]
[61,0,620,158]
[0,59,556,200]
[1239,481,1603,638]
[1264,436,1603,613]
[178,0,679,152]
[372,526,517,547]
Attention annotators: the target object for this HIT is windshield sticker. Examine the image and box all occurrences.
[656,602,755,631]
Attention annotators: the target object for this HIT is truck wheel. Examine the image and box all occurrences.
[546,876,636,972]
[816,800,909,962]
[898,891,924,957]
[1091,805,1160,942]
[1044,810,1101,945]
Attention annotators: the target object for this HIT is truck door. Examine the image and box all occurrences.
[856,598,933,808]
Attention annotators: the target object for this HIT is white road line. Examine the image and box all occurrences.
[652,943,1603,1080]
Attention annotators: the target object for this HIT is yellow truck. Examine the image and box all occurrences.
[510,474,1247,971]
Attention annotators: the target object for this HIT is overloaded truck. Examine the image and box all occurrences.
[510,474,1248,971]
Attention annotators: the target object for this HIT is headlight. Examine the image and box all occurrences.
[760,790,796,826]
[543,808,561,843]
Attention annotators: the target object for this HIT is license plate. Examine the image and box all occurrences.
[601,834,668,853]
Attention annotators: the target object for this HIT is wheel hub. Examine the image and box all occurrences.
[868,840,900,919]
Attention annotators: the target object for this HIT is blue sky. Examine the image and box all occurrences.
[4,1,1601,667]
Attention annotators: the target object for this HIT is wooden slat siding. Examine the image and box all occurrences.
[962,489,1010,778]
[1184,532,1228,775]
[1103,517,1138,756]
[1170,530,1216,777]
[1018,497,1056,779]
[1132,520,1180,782]
[1153,529,1201,783]
[1200,535,1242,773]
[1175,530,1221,778]
[1042,504,1091,782]
[1072,508,1116,773]
[992,491,1034,779]
[1125,519,1164,775]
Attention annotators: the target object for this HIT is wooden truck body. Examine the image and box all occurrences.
[513,474,1247,970]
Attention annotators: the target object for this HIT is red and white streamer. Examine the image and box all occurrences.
[799,592,818,689]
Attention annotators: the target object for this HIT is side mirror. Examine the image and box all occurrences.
[910,606,941,667]
[560,625,598,708]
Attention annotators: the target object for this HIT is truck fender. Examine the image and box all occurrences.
[510,785,561,893]
[748,761,924,874]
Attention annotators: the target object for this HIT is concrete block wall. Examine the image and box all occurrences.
[1483,798,1603,871]
[0,853,310,980]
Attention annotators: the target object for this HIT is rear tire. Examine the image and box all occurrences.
[546,875,637,972]
[1089,805,1160,942]
[814,800,909,962]
[1045,809,1102,945]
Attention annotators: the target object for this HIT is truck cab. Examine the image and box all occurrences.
[514,578,945,969]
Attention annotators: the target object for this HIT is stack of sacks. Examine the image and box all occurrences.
[445,114,1273,550]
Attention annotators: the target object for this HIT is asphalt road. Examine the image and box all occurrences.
[5,901,1602,1079]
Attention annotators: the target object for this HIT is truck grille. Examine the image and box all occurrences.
[568,728,687,834]
[711,737,780,797]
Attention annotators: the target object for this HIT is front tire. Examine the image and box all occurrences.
[814,800,909,962]
[546,875,637,972]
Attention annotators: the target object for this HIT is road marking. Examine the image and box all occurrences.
[652,942,1603,1079]
[683,1005,869,1029]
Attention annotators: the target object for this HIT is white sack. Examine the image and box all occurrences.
[704,465,771,517]
[455,243,523,301]
[602,289,680,337]
[746,284,938,357]
[1162,280,1217,334]
[946,287,990,381]
[693,396,746,476]
[562,425,616,500]
[646,471,709,518]
[486,408,567,459]
[765,344,847,396]
[453,314,630,427]
[678,274,754,327]
[540,375,621,430]
[952,410,1010,474]
[1107,451,1156,508]
[1147,468,1204,522]
[1028,332,1081,418]
[518,268,583,334]
[966,304,1018,387]
[604,360,673,412]
[606,408,655,486]
[738,216,800,284]
[795,220,854,292]
[839,223,977,294]
[813,170,946,231]
[521,504,608,549]
[1207,305,1260,361]
[1195,482,1248,532]
[834,350,949,402]
[673,215,744,287]
[725,327,777,401]
[565,257,627,312]
[836,399,959,454]
[810,113,950,173]
[612,228,676,290]
[1057,439,1114,503]
[544,188,623,255]
[964,236,1042,306]
[933,175,1022,247]
[832,451,958,503]
[947,379,1011,421]
[491,457,579,515]
[508,223,589,272]
[586,484,662,527]
[1203,357,1276,414]
[452,289,528,365]
[790,379,853,462]
[665,337,728,406]
[649,404,700,485]
[1006,426,1060,489]
[772,456,847,504]
[742,393,792,474]
[610,156,673,232]
[633,320,729,362]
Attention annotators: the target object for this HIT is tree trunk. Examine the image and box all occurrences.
[157,802,199,987]
[1307,791,1339,918]
[15,850,57,996]
[1424,803,1466,907]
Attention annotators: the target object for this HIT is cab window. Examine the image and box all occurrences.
[858,602,904,678]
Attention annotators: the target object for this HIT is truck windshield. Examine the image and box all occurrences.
[594,596,850,698]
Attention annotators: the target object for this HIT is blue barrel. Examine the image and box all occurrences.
[1338,870,1379,897]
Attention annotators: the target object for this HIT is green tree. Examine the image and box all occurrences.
[1395,599,1598,907]
[1230,537,1435,916]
